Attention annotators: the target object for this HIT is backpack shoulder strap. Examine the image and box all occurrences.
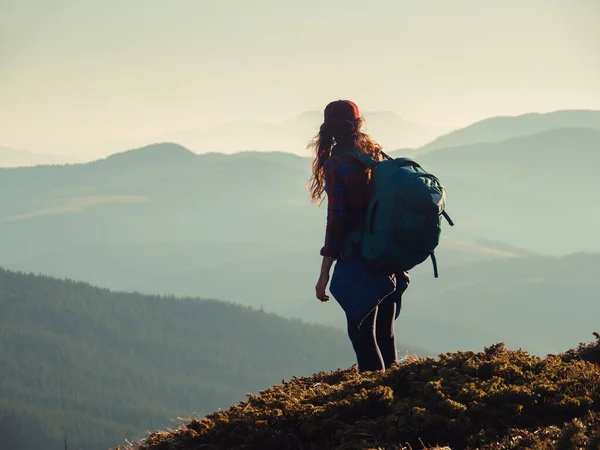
[431,252,439,278]
[343,150,378,170]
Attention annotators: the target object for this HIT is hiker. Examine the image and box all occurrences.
[308,100,410,372]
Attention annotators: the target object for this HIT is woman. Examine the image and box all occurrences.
[308,99,408,372]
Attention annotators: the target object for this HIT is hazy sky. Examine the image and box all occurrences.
[1,0,599,155]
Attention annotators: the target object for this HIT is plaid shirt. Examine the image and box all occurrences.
[320,145,371,259]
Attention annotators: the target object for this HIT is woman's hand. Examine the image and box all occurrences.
[315,273,330,302]
[315,256,334,302]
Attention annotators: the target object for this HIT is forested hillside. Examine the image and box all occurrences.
[0,268,416,450]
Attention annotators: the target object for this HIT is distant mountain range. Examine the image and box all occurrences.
[1,109,598,356]
[0,126,598,357]
[150,111,449,155]
[5,108,599,161]
[153,108,600,158]
[0,146,79,167]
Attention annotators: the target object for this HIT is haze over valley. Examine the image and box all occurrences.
[2,109,599,359]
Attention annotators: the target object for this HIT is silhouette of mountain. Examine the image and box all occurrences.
[100,142,197,164]
[420,109,600,152]
[154,111,448,155]
[0,146,78,167]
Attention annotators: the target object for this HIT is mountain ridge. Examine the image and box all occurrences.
[420,109,600,152]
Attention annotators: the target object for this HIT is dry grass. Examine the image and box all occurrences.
[117,333,600,450]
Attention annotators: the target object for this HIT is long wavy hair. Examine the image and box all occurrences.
[307,116,382,204]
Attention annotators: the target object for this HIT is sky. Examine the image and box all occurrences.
[1,0,599,156]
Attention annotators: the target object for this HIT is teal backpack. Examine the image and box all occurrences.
[344,151,454,278]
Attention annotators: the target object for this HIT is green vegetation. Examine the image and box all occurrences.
[126,334,600,450]
[1,267,406,450]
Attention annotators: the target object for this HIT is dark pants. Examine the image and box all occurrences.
[346,292,402,372]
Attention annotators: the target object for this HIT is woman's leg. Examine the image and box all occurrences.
[375,294,398,368]
[346,307,385,372]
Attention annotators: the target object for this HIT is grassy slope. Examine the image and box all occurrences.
[123,334,600,450]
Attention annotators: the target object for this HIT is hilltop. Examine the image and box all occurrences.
[121,334,600,450]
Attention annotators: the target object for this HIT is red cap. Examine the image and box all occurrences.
[324,100,360,123]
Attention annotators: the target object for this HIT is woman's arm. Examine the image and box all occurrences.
[320,161,347,260]
[316,161,347,302]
